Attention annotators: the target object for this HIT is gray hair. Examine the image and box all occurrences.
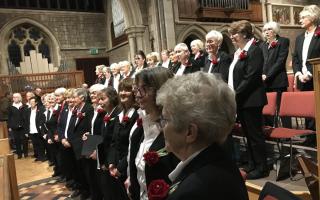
[156,72,236,144]
[13,93,22,102]
[263,21,280,35]
[174,43,189,52]
[74,88,88,102]
[206,30,223,46]
[300,5,320,25]
[89,84,106,93]
[54,87,66,96]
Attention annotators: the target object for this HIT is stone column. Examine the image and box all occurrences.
[125,25,146,62]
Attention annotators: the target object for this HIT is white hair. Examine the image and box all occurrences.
[300,5,320,24]
[95,65,106,72]
[157,72,236,145]
[13,93,22,102]
[89,84,106,93]
[206,30,223,46]
[54,87,66,96]
[174,43,189,52]
[263,21,280,35]
[190,39,204,50]
[102,66,111,73]
[110,63,119,70]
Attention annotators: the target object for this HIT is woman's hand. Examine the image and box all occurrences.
[89,150,97,160]
[82,132,90,141]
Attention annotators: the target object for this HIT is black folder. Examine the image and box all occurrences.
[81,135,103,157]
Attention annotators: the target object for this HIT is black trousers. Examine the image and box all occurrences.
[238,107,267,169]
[98,169,128,200]
[83,158,103,200]
[60,145,77,182]
[12,128,28,157]
[29,133,46,159]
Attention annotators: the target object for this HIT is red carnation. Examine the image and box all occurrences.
[97,108,105,114]
[211,58,218,65]
[270,41,278,48]
[77,112,84,119]
[122,115,129,123]
[72,109,77,115]
[252,39,257,46]
[148,179,170,200]
[52,109,59,116]
[144,151,160,166]
[314,29,320,37]
[239,50,247,60]
[137,118,143,127]
[103,115,111,123]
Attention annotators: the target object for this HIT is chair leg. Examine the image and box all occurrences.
[289,139,294,180]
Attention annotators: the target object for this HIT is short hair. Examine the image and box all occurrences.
[156,72,236,145]
[190,39,204,50]
[110,63,119,70]
[64,88,75,98]
[174,43,189,52]
[146,52,160,63]
[89,84,106,93]
[135,67,174,92]
[54,87,66,96]
[135,50,146,60]
[263,21,280,35]
[300,5,320,25]
[74,88,88,102]
[161,49,170,56]
[119,61,132,70]
[26,91,35,98]
[102,66,111,73]
[206,30,223,46]
[96,65,105,72]
[118,78,134,92]
[13,93,22,102]
[228,20,253,39]
[29,96,37,103]
[100,87,119,107]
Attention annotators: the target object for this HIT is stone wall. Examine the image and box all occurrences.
[0,9,107,73]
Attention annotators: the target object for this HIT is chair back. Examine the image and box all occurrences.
[279,91,315,118]
[263,92,277,116]
[287,74,294,92]
[258,182,301,200]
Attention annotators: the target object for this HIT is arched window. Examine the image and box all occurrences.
[7,23,53,73]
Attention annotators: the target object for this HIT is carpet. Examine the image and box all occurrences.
[19,177,72,200]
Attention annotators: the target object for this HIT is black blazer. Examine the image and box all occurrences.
[172,59,200,75]
[24,107,45,134]
[98,106,122,166]
[91,109,106,136]
[203,51,232,82]
[166,144,248,200]
[95,76,106,84]
[261,36,289,89]
[232,45,267,108]
[108,109,139,181]
[292,28,320,90]
[7,104,27,130]
[191,51,206,69]
[69,103,94,160]
[104,76,114,88]
[129,128,179,200]
[43,107,60,140]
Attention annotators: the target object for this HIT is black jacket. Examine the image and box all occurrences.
[203,51,232,82]
[292,27,320,90]
[261,36,289,89]
[129,127,179,200]
[8,104,27,130]
[24,106,45,134]
[166,144,248,200]
[232,45,267,108]
[172,59,200,75]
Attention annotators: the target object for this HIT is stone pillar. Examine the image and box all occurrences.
[125,25,146,62]
[163,0,176,49]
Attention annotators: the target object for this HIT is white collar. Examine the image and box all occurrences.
[168,148,205,182]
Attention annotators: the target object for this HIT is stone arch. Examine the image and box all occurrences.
[0,17,61,74]
[177,24,207,44]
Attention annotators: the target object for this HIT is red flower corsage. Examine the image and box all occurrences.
[52,109,59,116]
[211,57,218,65]
[148,179,170,200]
[103,115,111,123]
[252,39,257,46]
[239,50,248,60]
[77,112,85,119]
[97,108,105,114]
[137,118,143,127]
[270,41,278,48]
[143,148,168,166]
[122,115,129,123]
[314,29,320,37]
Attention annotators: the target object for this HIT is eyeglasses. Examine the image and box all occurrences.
[158,114,169,129]
[132,85,147,97]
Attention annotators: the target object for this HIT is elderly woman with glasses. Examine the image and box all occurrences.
[156,72,248,200]
[127,67,178,200]
[228,20,268,179]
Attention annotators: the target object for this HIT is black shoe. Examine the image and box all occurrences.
[69,190,81,198]
[80,192,90,200]
[51,172,60,177]
[49,162,54,166]
[17,155,22,159]
[24,154,28,158]
[56,176,66,183]
[246,169,269,180]
[241,163,255,173]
